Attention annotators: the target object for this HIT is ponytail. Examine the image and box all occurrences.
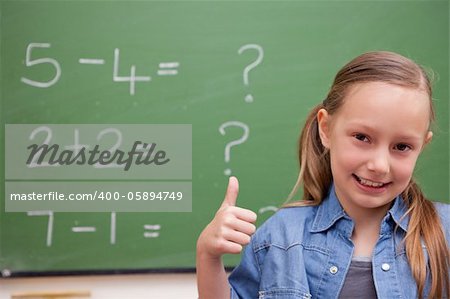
[285,103,331,205]
[402,181,450,299]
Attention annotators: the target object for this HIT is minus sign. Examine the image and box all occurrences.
[72,227,96,232]
[79,58,105,65]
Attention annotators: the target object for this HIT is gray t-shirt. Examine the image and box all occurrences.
[339,256,377,299]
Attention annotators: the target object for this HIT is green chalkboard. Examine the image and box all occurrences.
[1,0,449,277]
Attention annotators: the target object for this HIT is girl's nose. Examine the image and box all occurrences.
[367,149,390,175]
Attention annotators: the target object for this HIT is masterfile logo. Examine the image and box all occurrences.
[26,141,170,171]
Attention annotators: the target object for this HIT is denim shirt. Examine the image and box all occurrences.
[228,185,450,299]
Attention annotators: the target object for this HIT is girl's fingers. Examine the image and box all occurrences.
[232,207,258,223]
[213,238,243,255]
[222,241,243,254]
[228,218,256,236]
[223,229,252,246]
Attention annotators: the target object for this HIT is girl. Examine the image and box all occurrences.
[196,51,450,299]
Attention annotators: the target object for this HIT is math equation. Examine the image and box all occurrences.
[20,43,180,95]
[26,211,161,247]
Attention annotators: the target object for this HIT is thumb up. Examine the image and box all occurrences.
[197,176,258,258]
[220,176,239,208]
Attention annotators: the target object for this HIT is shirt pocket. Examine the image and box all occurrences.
[256,242,314,298]
[258,288,312,299]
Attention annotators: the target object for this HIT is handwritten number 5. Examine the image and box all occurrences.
[21,43,61,88]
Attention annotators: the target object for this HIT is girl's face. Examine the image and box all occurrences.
[318,82,432,216]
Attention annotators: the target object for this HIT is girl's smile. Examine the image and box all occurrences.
[352,174,391,193]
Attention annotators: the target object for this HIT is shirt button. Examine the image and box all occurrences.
[381,263,391,271]
[329,266,338,274]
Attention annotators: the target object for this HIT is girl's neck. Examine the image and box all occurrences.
[346,204,391,257]
[337,194,392,228]
[352,224,379,257]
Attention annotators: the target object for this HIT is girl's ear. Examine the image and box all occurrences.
[317,108,331,149]
[423,131,433,147]
[420,131,433,153]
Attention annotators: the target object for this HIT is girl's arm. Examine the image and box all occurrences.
[196,247,229,299]
[196,176,257,299]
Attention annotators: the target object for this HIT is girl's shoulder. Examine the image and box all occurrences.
[433,201,449,227]
[432,201,449,245]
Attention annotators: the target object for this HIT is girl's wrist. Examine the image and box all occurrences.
[196,241,222,262]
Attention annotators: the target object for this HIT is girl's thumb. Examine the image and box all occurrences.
[221,176,239,207]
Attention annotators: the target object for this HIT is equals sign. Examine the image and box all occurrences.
[157,62,179,76]
[143,224,161,238]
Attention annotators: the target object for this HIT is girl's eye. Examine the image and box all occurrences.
[353,133,369,142]
[394,143,412,152]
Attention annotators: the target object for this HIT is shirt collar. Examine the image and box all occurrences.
[311,184,347,233]
[311,183,410,233]
[387,192,410,232]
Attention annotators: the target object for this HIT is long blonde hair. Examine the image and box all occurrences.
[285,51,449,298]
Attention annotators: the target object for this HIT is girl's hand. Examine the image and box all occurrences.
[197,176,258,259]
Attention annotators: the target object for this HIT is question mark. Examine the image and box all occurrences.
[238,44,264,103]
[219,121,250,176]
